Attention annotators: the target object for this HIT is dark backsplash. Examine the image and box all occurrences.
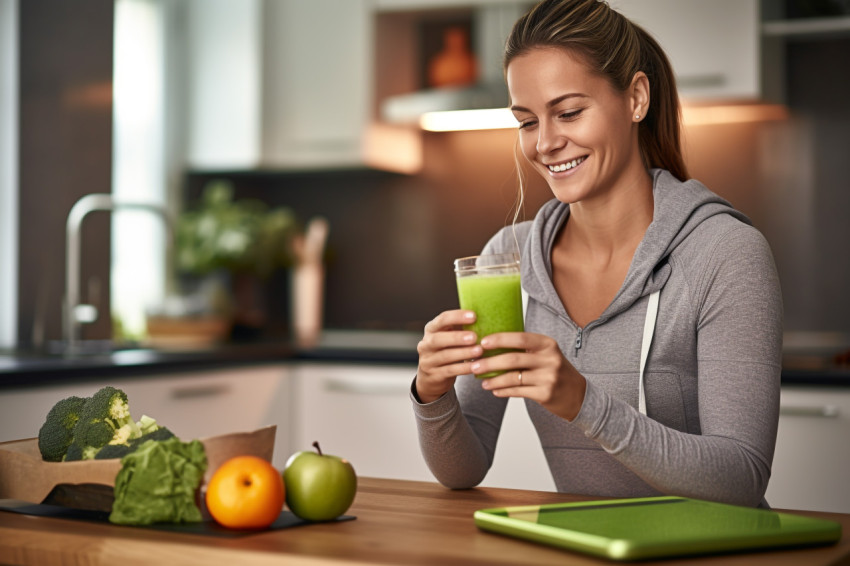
[184,130,553,335]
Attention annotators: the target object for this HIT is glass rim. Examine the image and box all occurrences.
[453,252,520,273]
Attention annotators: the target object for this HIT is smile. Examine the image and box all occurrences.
[547,156,586,173]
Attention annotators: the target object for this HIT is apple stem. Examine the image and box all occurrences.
[313,441,323,456]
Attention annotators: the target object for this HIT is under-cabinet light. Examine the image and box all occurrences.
[420,108,516,132]
[681,104,789,126]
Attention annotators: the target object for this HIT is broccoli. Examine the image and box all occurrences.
[137,414,160,436]
[94,426,176,460]
[70,386,142,460]
[64,442,83,462]
[37,396,88,462]
[37,385,171,461]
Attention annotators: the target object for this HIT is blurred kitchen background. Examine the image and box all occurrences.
[1,0,849,354]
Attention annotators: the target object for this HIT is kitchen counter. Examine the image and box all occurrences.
[2,329,849,389]
[0,330,421,389]
[1,477,849,565]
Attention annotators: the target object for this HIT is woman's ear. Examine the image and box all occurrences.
[630,71,650,122]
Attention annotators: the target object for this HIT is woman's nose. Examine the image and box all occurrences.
[536,121,565,155]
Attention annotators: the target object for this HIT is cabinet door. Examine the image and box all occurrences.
[291,363,554,491]
[260,0,371,168]
[612,0,759,100]
[765,386,850,513]
[291,363,431,481]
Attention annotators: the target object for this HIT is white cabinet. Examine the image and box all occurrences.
[765,386,850,513]
[290,362,554,491]
[185,0,402,171]
[259,0,372,169]
[0,365,293,470]
[611,0,760,101]
[186,0,369,169]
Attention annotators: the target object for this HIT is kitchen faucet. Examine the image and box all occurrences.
[64,193,174,353]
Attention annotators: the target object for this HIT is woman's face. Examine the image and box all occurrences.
[506,47,645,205]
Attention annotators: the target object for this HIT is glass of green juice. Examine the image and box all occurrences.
[454,252,524,378]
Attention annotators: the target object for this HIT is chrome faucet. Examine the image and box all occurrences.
[64,193,174,352]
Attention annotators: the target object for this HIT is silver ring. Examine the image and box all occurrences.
[518,371,523,384]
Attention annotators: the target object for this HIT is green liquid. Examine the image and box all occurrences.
[456,272,524,378]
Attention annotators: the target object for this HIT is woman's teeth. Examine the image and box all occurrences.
[548,156,585,173]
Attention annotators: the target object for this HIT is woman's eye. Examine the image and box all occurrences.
[518,119,537,130]
[560,109,583,120]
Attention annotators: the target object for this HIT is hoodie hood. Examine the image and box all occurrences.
[521,169,751,325]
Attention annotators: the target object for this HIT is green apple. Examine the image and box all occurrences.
[283,441,357,521]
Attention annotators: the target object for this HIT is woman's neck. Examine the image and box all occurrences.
[561,168,654,262]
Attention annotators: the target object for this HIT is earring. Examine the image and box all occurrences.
[635,114,641,120]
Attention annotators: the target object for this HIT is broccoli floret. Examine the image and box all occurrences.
[93,443,134,460]
[137,414,159,436]
[93,426,176,460]
[64,443,83,462]
[72,386,142,460]
[38,396,88,462]
[133,426,175,445]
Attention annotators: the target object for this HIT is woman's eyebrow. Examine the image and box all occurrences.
[510,92,589,113]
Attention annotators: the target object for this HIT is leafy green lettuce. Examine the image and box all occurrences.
[109,437,208,525]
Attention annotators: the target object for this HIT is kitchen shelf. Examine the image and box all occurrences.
[762,16,850,39]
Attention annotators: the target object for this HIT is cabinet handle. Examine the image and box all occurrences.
[780,405,840,418]
[322,377,411,396]
[170,384,231,400]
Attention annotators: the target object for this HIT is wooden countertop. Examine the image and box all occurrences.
[1,477,849,566]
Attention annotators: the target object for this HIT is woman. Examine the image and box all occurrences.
[411,0,783,508]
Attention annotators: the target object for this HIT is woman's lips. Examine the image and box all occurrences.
[547,155,587,174]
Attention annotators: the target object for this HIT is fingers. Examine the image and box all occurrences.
[424,309,475,334]
[416,310,481,403]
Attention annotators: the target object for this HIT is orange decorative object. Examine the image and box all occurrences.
[427,27,478,88]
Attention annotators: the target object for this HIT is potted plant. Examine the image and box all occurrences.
[146,180,298,347]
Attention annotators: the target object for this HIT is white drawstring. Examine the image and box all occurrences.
[638,291,660,415]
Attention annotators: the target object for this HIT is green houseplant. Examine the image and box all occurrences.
[147,180,298,346]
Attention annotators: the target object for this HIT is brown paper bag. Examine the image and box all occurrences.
[0,425,276,508]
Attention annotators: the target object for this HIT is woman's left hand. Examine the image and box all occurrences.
[473,332,587,421]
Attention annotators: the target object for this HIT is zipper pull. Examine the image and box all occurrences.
[575,328,583,350]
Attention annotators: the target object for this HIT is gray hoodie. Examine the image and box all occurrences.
[412,169,783,507]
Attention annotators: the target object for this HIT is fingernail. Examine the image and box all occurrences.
[464,311,475,321]
[480,337,490,347]
[463,333,475,343]
[471,362,481,373]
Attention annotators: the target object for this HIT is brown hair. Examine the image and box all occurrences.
[504,0,689,181]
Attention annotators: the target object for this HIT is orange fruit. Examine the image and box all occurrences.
[205,455,285,529]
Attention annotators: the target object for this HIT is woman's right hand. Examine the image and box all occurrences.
[415,309,483,404]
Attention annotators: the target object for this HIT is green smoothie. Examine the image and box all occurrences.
[456,272,524,378]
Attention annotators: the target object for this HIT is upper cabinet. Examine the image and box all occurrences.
[611,0,760,101]
[259,0,371,170]
[185,0,420,173]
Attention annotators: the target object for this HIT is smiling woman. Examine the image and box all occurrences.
[412,0,783,509]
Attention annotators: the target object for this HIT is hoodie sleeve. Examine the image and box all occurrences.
[410,374,509,488]
[572,224,783,507]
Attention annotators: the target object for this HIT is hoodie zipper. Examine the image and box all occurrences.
[574,328,583,350]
